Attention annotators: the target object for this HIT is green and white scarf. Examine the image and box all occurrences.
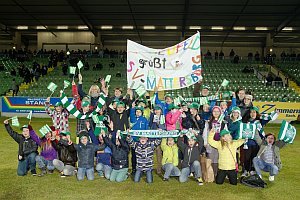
[60,92,106,119]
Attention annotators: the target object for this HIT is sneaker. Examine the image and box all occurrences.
[98,172,104,178]
[258,175,262,179]
[250,171,256,176]
[31,169,37,176]
[48,170,54,174]
[60,174,66,178]
[163,178,169,181]
[197,177,204,186]
[241,171,248,177]
[269,175,275,182]
[38,169,47,177]
[189,173,193,177]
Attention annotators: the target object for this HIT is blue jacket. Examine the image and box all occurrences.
[103,135,129,170]
[154,92,170,115]
[74,142,104,168]
[88,129,112,166]
[200,99,217,121]
[130,108,149,130]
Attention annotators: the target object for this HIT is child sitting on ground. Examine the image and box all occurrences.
[30,125,57,177]
[51,131,77,177]
[161,138,181,181]
[178,130,204,185]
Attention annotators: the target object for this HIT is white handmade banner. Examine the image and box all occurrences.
[127,32,202,91]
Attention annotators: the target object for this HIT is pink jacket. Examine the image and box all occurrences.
[166,110,183,131]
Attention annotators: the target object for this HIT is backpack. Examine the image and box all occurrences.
[240,174,267,188]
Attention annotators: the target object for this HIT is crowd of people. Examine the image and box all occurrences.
[4,73,290,187]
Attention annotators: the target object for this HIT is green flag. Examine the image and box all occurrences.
[174,97,181,106]
[105,75,111,83]
[218,113,225,123]
[63,80,71,89]
[221,79,229,87]
[238,123,256,139]
[135,85,147,97]
[39,124,52,136]
[27,110,32,120]
[47,82,57,92]
[69,66,76,75]
[11,116,20,127]
[278,120,297,144]
[77,61,83,69]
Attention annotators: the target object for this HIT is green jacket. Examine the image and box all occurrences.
[257,139,286,170]
[161,138,179,167]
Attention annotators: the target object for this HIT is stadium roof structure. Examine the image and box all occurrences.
[0,0,300,47]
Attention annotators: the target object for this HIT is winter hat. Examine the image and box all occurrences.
[137,99,147,104]
[78,130,89,139]
[154,105,163,110]
[220,129,231,137]
[55,102,63,107]
[20,124,29,131]
[188,102,200,109]
[231,106,241,114]
[202,85,210,90]
[60,131,70,136]
[81,101,90,107]
[212,106,222,113]
[168,103,180,110]
[135,106,144,112]
[112,98,120,103]
[250,106,259,113]
[116,101,125,108]
[244,94,253,101]
[181,101,187,106]
[186,130,197,141]
[164,94,173,99]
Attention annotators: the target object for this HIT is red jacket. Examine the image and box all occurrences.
[72,84,82,110]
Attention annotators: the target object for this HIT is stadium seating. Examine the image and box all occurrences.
[275,61,300,85]
[4,57,300,102]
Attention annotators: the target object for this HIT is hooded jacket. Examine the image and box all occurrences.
[29,130,57,161]
[177,134,204,168]
[74,142,105,168]
[5,124,38,158]
[256,137,286,170]
[51,139,77,166]
[130,107,149,130]
[103,135,129,170]
[166,110,183,131]
[160,138,179,166]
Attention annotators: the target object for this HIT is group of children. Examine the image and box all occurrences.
[4,77,290,186]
